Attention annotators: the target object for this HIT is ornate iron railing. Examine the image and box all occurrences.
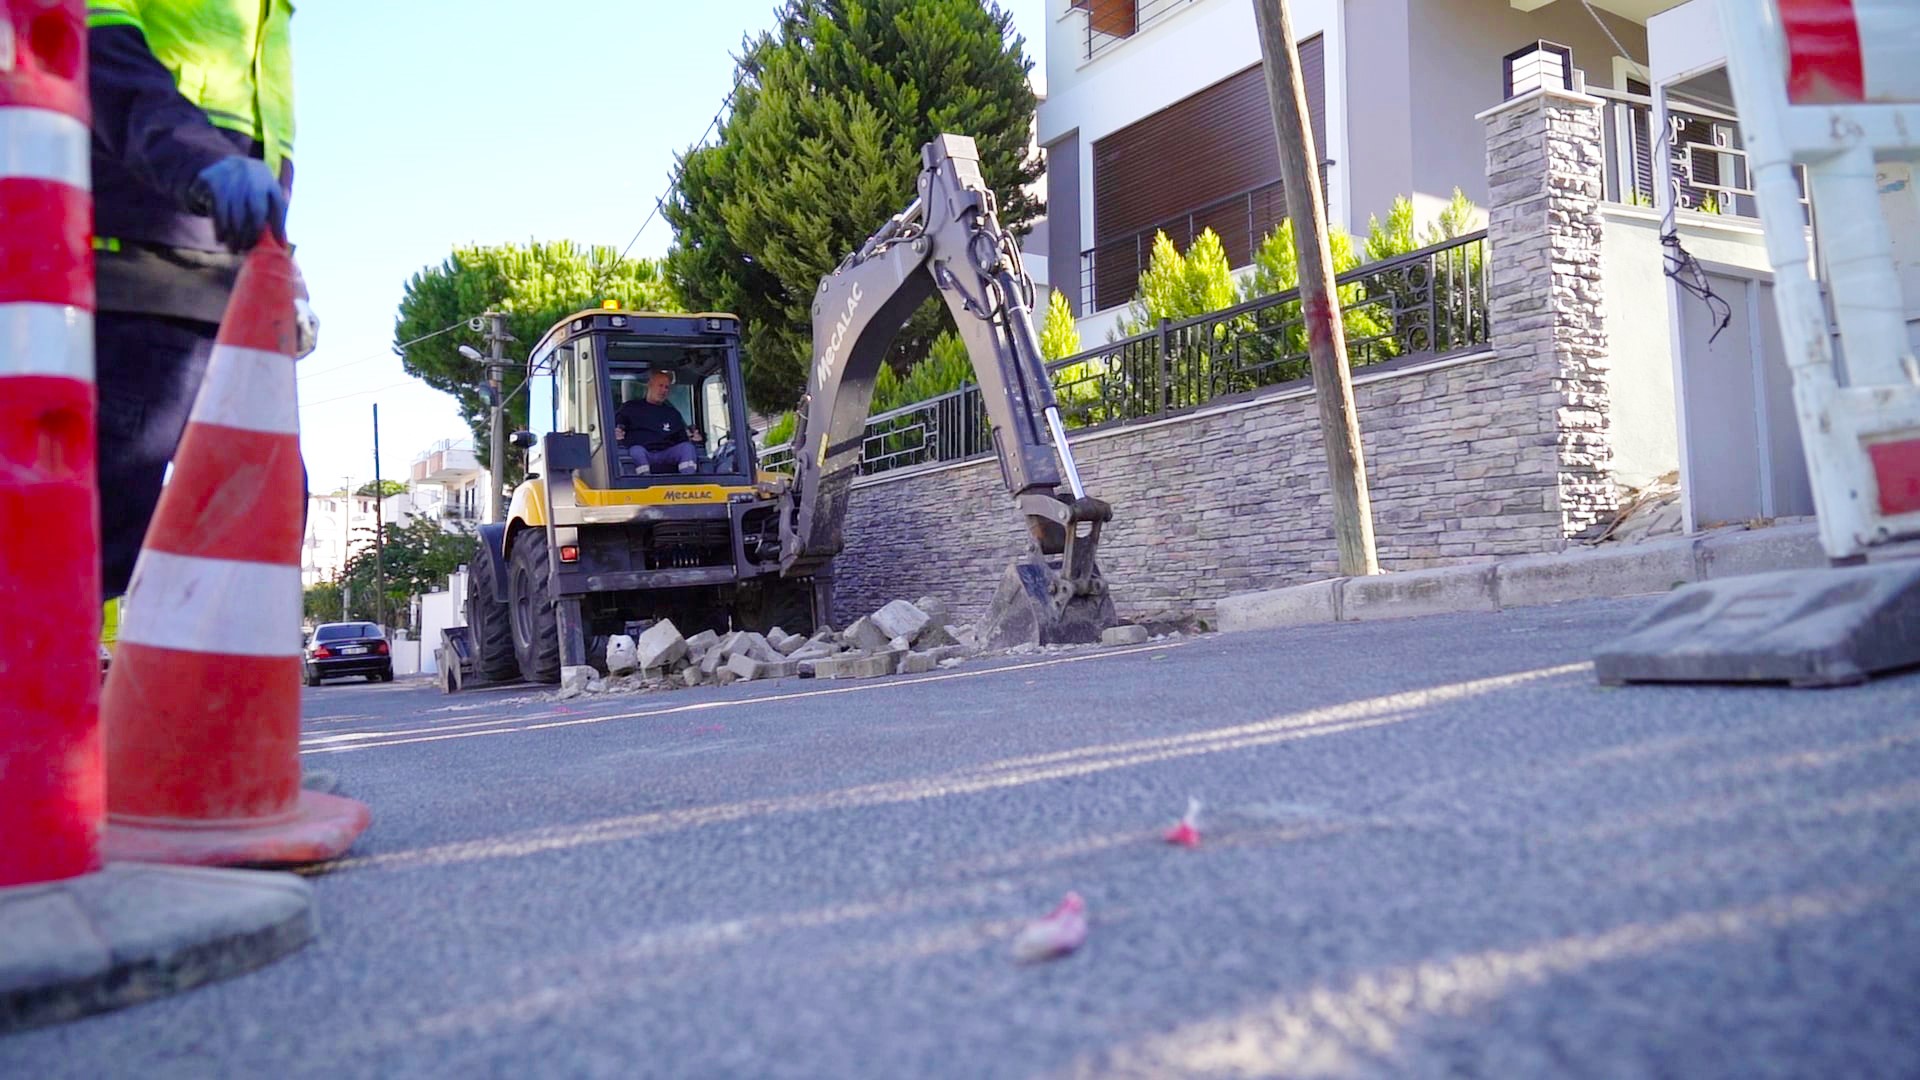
[1595,88,1777,219]
[759,231,1489,478]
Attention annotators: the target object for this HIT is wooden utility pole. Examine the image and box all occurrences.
[1251,0,1379,576]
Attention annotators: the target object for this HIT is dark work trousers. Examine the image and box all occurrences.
[94,311,308,600]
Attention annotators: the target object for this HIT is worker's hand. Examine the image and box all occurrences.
[688,427,704,445]
[615,425,626,443]
[188,157,289,251]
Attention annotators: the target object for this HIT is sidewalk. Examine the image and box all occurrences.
[1217,521,1834,632]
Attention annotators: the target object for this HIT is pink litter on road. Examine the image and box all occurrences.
[1164,797,1202,848]
[1012,891,1087,963]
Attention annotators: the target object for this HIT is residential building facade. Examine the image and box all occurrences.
[1037,0,1654,332]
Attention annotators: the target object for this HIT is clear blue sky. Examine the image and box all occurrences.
[290,0,1048,487]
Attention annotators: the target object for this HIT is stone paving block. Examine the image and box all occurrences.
[842,617,891,654]
[900,651,939,675]
[914,596,951,630]
[871,600,931,642]
[684,629,720,662]
[1101,624,1150,646]
[727,653,800,682]
[634,620,687,670]
[812,651,900,680]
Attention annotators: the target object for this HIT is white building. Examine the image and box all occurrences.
[1034,0,1673,340]
[410,438,494,527]
[301,491,384,588]
[301,437,495,589]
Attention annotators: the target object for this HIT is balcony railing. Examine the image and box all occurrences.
[761,231,1489,479]
[1080,0,1194,61]
[1596,88,1776,220]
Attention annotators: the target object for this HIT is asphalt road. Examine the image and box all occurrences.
[7,597,1920,1078]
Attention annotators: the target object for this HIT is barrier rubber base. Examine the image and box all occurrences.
[1593,561,1920,687]
[103,790,371,868]
[0,862,312,1033]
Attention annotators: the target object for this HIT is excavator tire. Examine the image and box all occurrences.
[468,534,518,683]
[509,529,563,684]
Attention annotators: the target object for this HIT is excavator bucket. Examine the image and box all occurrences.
[980,554,1119,650]
[979,494,1117,649]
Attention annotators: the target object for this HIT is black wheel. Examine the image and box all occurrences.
[379,665,395,683]
[468,534,518,682]
[509,528,562,684]
[303,666,319,687]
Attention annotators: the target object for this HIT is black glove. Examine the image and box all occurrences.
[189,157,289,251]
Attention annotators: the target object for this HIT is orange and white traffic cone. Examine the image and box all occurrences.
[102,234,370,866]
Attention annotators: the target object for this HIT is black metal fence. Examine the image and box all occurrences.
[760,230,1489,477]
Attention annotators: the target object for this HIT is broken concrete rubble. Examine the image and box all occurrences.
[1101,624,1150,647]
[773,632,808,655]
[557,665,596,699]
[605,634,638,675]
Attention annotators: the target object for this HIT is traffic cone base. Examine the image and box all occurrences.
[105,790,370,868]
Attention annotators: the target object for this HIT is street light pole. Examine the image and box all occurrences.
[486,313,512,524]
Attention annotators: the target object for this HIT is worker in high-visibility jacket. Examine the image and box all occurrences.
[87,1,311,600]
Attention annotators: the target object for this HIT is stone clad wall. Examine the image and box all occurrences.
[1483,87,1617,536]
[831,351,1567,628]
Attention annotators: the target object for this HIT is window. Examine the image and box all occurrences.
[702,372,731,450]
[315,623,379,642]
[559,340,600,451]
[1087,45,1326,311]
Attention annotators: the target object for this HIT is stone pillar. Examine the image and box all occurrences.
[1480,87,1617,540]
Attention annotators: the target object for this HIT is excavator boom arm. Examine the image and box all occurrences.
[778,135,1116,645]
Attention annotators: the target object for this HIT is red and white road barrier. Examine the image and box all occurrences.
[1725,0,1920,559]
[0,0,100,888]
[1779,0,1920,105]
[102,236,370,867]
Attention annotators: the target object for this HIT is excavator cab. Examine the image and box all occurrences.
[459,308,823,686]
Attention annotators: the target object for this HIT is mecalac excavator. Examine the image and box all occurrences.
[451,134,1115,688]
[779,133,1118,648]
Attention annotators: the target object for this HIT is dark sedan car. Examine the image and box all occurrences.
[304,622,394,686]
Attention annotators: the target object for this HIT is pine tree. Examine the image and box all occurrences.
[665,0,1042,413]
[1038,288,1081,361]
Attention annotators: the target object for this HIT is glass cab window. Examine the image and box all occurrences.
[559,339,601,452]
[602,337,741,482]
[528,343,563,440]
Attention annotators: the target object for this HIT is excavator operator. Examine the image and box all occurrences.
[615,369,703,475]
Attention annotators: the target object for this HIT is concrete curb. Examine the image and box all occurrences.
[0,862,314,1033]
[1217,524,1830,633]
